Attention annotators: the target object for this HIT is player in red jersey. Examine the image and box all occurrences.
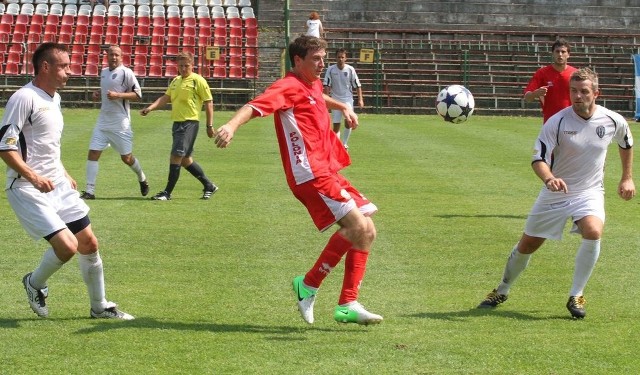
[214,36,382,325]
[523,38,577,123]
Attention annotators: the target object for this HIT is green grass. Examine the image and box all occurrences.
[1,109,640,374]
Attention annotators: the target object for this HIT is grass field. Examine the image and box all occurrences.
[1,109,639,374]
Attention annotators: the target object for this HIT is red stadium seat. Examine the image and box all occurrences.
[122,15,135,27]
[70,64,83,76]
[244,66,257,79]
[228,66,242,78]
[85,64,100,76]
[148,64,162,77]
[5,62,20,75]
[165,64,178,77]
[212,66,226,78]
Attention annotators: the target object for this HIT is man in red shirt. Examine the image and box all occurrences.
[523,39,577,123]
[214,36,383,326]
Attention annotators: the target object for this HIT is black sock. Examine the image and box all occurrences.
[185,162,213,188]
[165,164,181,194]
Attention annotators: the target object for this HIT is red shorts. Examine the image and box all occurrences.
[290,173,378,232]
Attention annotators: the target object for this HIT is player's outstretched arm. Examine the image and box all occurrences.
[214,105,256,148]
[140,94,170,116]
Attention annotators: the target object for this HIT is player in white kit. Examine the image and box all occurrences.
[323,48,364,149]
[0,43,134,320]
[81,45,148,200]
[478,68,635,319]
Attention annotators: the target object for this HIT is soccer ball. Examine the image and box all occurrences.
[435,85,475,123]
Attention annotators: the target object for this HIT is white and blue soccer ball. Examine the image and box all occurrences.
[435,85,475,123]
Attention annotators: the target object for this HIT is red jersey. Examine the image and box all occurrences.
[524,64,577,123]
[248,72,351,187]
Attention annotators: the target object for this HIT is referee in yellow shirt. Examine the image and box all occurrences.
[141,51,218,201]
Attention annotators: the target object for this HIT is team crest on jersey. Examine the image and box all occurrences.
[595,125,605,139]
[4,137,17,145]
[308,95,316,105]
[112,73,118,79]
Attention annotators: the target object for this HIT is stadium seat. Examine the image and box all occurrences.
[151,34,164,45]
[69,63,82,76]
[244,25,257,39]
[61,14,74,25]
[245,55,257,67]
[70,52,83,66]
[148,64,162,77]
[183,26,196,37]
[167,24,180,36]
[244,47,256,57]
[167,14,180,27]
[228,66,242,78]
[197,15,211,28]
[133,55,147,76]
[228,55,241,67]
[7,51,21,64]
[212,65,225,78]
[63,4,76,15]
[122,14,134,26]
[223,0,235,5]
[5,62,20,75]
[86,53,100,66]
[150,44,163,55]
[243,16,256,29]
[213,16,226,28]
[213,35,225,47]
[165,62,177,77]
[183,15,196,27]
[244,66,257,78]
[43,32,58,43]
[228,16,241,29]
[237,0,250,6]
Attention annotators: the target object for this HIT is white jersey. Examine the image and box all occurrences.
[96,65,142,131]
[306,19,322,38]
[323,64,361,102]
[533,105,633,195]
[0,82,66,189]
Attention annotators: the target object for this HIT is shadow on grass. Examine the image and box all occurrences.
[407,308,571,321]
[434,214,526,220]
[72,317,344,336]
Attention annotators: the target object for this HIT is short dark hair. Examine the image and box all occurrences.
[32,43,69,75]
[288,35,327,67]
[336,48,347,57]
[552,38,571,53]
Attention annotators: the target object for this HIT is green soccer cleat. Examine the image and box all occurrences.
[292,275,316,324]
[333,301,383,325]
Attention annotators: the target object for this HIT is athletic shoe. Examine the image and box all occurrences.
[80,191,95,200]
[22,273,49,318]
[292,275,316,324]
[90,302,135,320]
[139,180,150,197]
[151,191,171,201]
[201,184,219,200]
[566,295,586,319]
[477,289,508,308]
[333,301,383,325]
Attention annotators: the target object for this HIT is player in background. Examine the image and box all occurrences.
[478,68,635,319]
[323,48,364,149]
[81,45,149,200]
[140,51,218,201]
[523,38,577,123]
[0,43,134,320]
[213,36,383,325]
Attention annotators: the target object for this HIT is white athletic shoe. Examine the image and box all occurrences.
[22,273,49,318]
[90,302,135,320]
[334,301,383,325]
[292,275,316,324]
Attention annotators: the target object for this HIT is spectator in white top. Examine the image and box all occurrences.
[305,11,324,39]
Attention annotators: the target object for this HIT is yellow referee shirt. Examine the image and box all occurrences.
[165,73,213,122]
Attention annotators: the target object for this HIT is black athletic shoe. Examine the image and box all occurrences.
[80,191,95,200]
[139,180,150,196]
[478,289,508,308]
[566,295,586,319]
[201,184,218,200]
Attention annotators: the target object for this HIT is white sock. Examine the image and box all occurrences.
[129,158,147,182]
[570,239,600,296]
[496,245,531,295]
[85,160,99,194]
[30,247,65,289]
[78,251,108,312]
[342,127,352,146]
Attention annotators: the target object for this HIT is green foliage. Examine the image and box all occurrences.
[1,110,639,374]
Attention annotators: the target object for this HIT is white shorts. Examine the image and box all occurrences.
[89,127,134,155]
[524,189,605,240]
[6,179,90,240]
[331,98,354,124]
